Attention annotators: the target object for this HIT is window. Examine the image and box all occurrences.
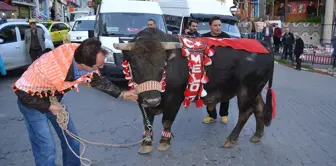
[164,15,182,33]
[72,20,95,31]
[58,23,68,31]
[17,25,30,40]
[51,24,59,32]
[0,25,17,44]
[41,23,52,29]
[99,12,167,37]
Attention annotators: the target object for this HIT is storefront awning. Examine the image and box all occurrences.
[0,2,16,11]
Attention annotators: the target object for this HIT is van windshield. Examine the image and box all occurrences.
[70,13,89,22]
[99,13,167,37]
[197,21,240,38]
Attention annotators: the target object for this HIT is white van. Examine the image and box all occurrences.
[68,15,96,43]
[93,0,167,81]
[158,0,241,38]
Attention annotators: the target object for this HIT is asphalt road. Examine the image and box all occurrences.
[1,63,336,166]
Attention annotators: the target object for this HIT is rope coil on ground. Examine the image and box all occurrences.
[49,96,150,166]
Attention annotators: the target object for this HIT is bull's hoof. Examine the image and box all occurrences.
[138,145,153,154]
[157,142,170,151]
[249,135,261,143]
[223,139,237,148]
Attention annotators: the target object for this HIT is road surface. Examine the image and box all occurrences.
[0,63,336,166]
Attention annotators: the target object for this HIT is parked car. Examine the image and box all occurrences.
[68,15,95,43]
[41,20,71,45]
[0,22,54,71]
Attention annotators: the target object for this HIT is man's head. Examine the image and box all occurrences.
[74,38,108,70]
[209,16,222,36]
[147,19,156,28]
[280,3,284,7]
[309,1,313,5]
[29,19,37,29]
[189,19,199,32]
[295,33,301,39]
[285,28,290,33]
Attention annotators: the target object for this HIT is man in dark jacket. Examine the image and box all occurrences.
[273,23,282,53]
[201,16,230,124]
[183,19,201,37]
[332,37,336,69]
[13,38,137,166]
[294,34,304,70]
[282,28,295,60]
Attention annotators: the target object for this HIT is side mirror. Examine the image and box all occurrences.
[0,38,4,44]
[88,30,94,38]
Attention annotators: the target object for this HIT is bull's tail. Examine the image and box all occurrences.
[264,63,276,127]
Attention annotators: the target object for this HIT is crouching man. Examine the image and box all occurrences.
[12,38,138,166]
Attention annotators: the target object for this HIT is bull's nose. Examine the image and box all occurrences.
[143,98,161,107]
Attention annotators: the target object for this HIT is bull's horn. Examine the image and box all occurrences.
[113,43,134,50]
[161,42,182,50]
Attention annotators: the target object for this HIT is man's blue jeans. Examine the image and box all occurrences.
[17,99,80,166]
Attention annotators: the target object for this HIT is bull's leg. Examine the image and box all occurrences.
[224,88,254,148]
[250,94,265,143]
[138,109,155,154]
[157,91,184,151]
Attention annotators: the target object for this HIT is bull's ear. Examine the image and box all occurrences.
[161,42,182,50]
[113,43,135,51]
[167,50,177,60]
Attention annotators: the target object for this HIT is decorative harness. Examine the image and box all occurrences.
[121,36,215,108]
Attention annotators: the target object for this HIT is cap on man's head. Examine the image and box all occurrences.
[29,19,37,24]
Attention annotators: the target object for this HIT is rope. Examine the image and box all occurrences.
[49,96,150,166]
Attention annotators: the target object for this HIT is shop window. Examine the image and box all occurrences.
[0,26,17,44]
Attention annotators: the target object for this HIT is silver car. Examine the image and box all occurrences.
[0,22,54,71]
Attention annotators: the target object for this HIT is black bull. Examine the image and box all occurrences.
[113,28,275,154]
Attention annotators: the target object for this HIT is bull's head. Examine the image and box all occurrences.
[114,36,182,108]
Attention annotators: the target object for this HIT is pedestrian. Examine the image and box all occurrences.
[294,34,305,70]
[277,3,285,22]
[0,54,6,76]
[201,16,230,124]
[239,18,249,38]
[262,22,273,46]
[273,23,282,54]
[24,19,46,62]
[282,28,295,60]
[306,1,316,18]
[183,19,201,37]
[147,19,156,28]
[12,38,138,166]
[332,37,336,69]
[255,18,265,40]
[248,18,256,39]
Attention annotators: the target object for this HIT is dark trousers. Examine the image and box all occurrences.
[207,101,229,119]
[273,37,281,53]
[29,48,43,62]
[332,56,336,69]
[283,44,293,60]
[295,54,302,70]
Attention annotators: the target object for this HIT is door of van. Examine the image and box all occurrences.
[0,25,22,70]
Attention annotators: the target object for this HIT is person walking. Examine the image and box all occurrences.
[201,16,230,124]
[255,18,265,40]
[262,22,273,46]
[24,19,46,62]
[273,23,282,54]
[282,28,295,60]
[294,34,305,70]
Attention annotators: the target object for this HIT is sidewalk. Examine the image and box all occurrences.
[274,54,336,76]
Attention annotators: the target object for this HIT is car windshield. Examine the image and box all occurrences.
[42,23,52,29]
[99,13,167,37]
[197,21,240,37]
[72,20,95,31]
[70,13,89,22]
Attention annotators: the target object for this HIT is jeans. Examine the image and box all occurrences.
[256,32,263,40]
[207,101,229,119]
[17,99,80,166]
[249,32,255,39]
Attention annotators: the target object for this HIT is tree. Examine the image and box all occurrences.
[92,0,102,15]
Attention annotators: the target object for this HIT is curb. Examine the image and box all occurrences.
[275,61,335,77]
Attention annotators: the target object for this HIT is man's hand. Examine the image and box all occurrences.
[49,104,64,116]
[121,90,138,102]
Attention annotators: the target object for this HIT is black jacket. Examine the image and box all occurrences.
[294,38,304,56]
[201,31,230,38]
[15,63,122,112]
[282,32,295,45]
[184,31,201,37]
